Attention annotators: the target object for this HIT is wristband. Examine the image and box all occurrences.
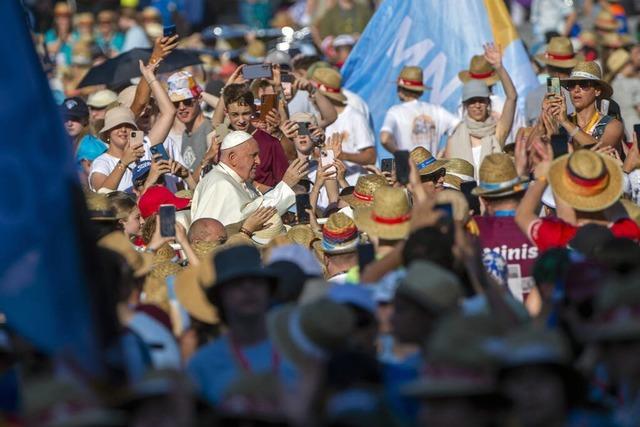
[116,161,126,171]
[239,227,253,237]
[535,175,547,184]
[147,79,158,86]
[569,125,580,138]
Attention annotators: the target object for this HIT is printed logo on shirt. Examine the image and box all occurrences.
[183,146,196,169]
[411,114,436,149]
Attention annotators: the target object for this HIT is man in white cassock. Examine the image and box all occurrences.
[191,131,308,225]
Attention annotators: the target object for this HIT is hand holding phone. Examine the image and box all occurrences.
[357,243,375,274]
[394,150,410,185]
[381,158,394,174]
[163,25,177,38]
[150,143,171,161]
[321,149,336,174]
[159,204,176,238]
[259,94,277,121]
[242,64,273,80]
[546,77,561,96]
[295,193,311,224]
[129,130,144,149]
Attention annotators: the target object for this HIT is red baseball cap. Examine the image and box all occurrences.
[138,185,191,219]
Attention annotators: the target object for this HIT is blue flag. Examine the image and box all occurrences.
[0,2,99,373]
[342,0,538,157]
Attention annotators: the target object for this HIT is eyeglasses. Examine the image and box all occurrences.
[464,97,489,106]
[565,80,595,91]
[172,98,196,108]
[420,168,446,183]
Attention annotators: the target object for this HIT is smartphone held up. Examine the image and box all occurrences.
[159,204,176,238]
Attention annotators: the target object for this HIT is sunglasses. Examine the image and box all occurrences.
[420,168,446,183]
[565,80,596,90]
[172,98,196,108]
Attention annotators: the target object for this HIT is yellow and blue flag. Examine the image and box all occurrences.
[342,0,538,156]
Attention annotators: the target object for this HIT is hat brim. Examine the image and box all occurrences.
[312,237,358,255]
[340,193,374,208]
[99,119,138,136]
[458,70,500,86]
[320,90,348,104]
[134,252,155,278]
[354,207,411,240]
[398,82,430,92]
[471,178,530,198]
[534,52,583,69]
[595,21,621,31]
[548,153,623,212]
[417,160,448,176]
[174,267,220,325]
[268,304,315,368]
[560,77,613,99]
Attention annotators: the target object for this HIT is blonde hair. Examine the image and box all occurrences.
[107,191,137,223]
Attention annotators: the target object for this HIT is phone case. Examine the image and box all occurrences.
[259,94,277,121]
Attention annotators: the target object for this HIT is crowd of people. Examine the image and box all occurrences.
[4,0,640,426]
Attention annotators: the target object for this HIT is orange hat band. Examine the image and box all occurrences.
[564,165,609,196]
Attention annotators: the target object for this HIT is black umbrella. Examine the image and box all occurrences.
[78,48,203,89]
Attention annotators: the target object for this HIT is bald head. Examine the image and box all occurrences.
[188,218,227,244]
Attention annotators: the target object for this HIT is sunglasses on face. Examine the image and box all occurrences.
[566,80,595,91]
[172,98,196,108]
[420,168,446,183]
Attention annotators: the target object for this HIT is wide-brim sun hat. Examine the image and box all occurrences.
[397,66,430,92]
[561,61,613,99]
[534,36,582,69]
[174,267,220,325]
[341,174,389,208]
[472,153,530,198]
[410,146,447,177]
[458,55,499,86]
[251,213,291,246]
[605,48,631,82]
[99,106,138,137]
[548,150,623,212]
[311,67,347,104]
[354,187,412,240]
[98,232,154,278]
[594,10,622,32]
[317,212,359,255]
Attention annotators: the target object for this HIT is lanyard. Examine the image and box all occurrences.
[494,210,516,217]
[228,335,281,374]
[571,110,601,135]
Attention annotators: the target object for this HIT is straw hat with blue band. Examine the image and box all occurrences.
[410,147,447,177]
[472,153,530,197]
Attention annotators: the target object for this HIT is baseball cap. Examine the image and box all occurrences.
[60,97,89,121]
[87,89,118,109]
[167,71,202,103]
[138,185,191,219]
[462,80,490,102]
[265,49,293,68]
[132,160,152,184]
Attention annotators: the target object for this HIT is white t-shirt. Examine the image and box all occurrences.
[381,99,460,153]
[89,135,185,192]
[325,104,375,178]
[343,88,370,120]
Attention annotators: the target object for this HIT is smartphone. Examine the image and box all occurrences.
[434,203,453,220]
[129,130,144,148]
[259,94,277,121]
[460,181,481,215]
[357,243,376,273]
[297,122,310,136]
[550,134,569,158]
[295,193,311,224]
[150,143,171,161]
[282,81,293,98]
[159,204,176,238]
[321,149,336,174]
[394,150,410,185]
[634,124,640,148]
[381,158,394,174]
[281,73,294,83]
[243,64,273,80]
[546,77,561,96]
[600,99,610,116]
[163,25,176,38]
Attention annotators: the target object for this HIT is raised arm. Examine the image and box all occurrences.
[484,43,517,145]
[515,141,552,238]
[140,60,176,146]
[213,65,246,127]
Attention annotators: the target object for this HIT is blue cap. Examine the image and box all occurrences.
[132,160,152,182]
[328,284,376,314]
[76,135,107,162]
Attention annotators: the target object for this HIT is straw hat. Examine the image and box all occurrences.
[595,10,621,32]
[397,66,430,92]
[562,61,613,99]
[591,274,640,342]
[605,48,631,81]
[317,212,359,254]
[174,267,220,325]
[458,55,499,86]
[54,2,71,16]
[535,36,581,69]
[472,153,529,197]
[341,174,389,208]
[98,232,154,278]
[410,146,447,176]
[268,298,356,367]
[600,32,631,49]
[240,40,266,64]
[99,106,138,137]
[251,213,290,246]
[396,261,463,314]
[579,30,598,48]
[311,67,347,104]
[141,6,161,21]
[354,187,412,240]
[443,174,463,191]
[75,12,94,26]
[85,192,118,221]
[97,10,116,23]
[444,158,475,182]
[436,189,470,223]
[548,150,623,212]
[286,225,318,249]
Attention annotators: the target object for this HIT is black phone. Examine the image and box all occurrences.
[394,150,410,185]
[150,144,171,161]
[550,134,569,158]
[163,25,176,38]
[242,64,273,80]
[357,243,375,274]
[634,124,640,149]
[297,122,310,136]
[281,73,294,83]
[381,158,394,174]
[460,181,481,215]
[159,204,176,237]
[295,193,311,224]
[434,203,453,220]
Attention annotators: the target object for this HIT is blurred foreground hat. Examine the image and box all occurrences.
[595,10,622,32]
[86,192,117,221]
[397,66,429,92]
[354,187,411,240]
[458,55,499,86]
[98,232,154,277]
[397,261,463,314]
[87,89,118,109]
[605,48,631,82]
[241,40,266,64]
[265,49,292,68]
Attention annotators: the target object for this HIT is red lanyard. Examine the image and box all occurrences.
[228,335,281,374]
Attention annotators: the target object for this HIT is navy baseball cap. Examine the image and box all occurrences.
[132,160,152,184]
[60,97,90,121]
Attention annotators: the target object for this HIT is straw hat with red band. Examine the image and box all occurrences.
[397,66,430,92]
[341,174,389,208]
[595,10,622,32]
[458,55,499,86]
[410,146,447,177]
[138,185,191,219]
[534,36,582,69]
[548,150,623,212]
[355,187,412,240]
[311,67,347,104]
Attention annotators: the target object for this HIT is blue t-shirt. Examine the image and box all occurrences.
[187,335,296,405]
[382,351,421,424]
